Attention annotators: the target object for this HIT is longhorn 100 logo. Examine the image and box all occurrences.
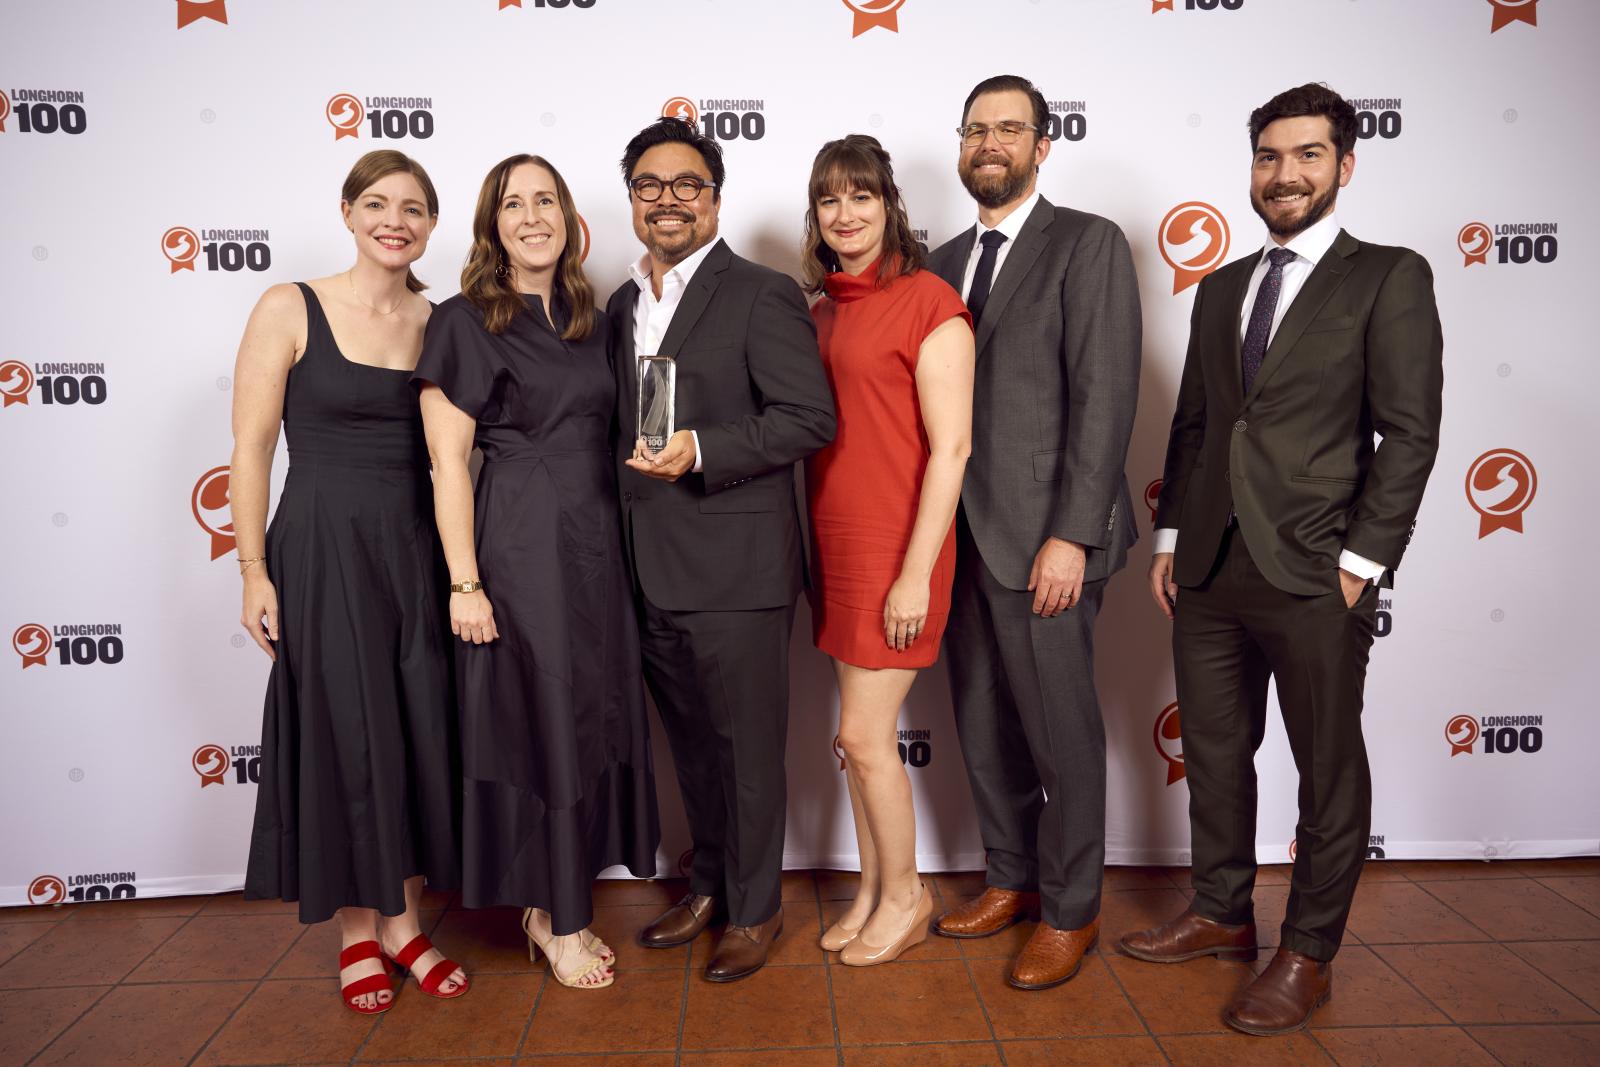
[13,623,125,669]
[163,227,272,273]
[193,743,261,787]
[1458,221,1558,267]
[326,93,434,140]
[842,0,905,36]
[1466,449,1536,538]
[1152,0,1243,11]
[1,88,87,135]
[1446,714,1543,756]
[1158,203,1230,295]
[29,872,138,905]
[660,96,766,142]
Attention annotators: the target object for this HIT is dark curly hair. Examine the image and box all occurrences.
[1249,83,1359,161]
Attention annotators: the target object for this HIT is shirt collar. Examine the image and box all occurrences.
[630,237,721,295]
[973,190,1041,244]
[1261,211,1340,268]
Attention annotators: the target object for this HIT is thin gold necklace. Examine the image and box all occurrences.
[347,270,401,316]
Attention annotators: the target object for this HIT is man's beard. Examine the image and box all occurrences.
[960,151,1035,210]
[1252,181,1338,239]
[644,207,703,266]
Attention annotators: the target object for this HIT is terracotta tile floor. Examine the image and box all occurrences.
[2,859,1597,1066]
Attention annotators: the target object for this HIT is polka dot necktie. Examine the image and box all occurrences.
[1241,246,1297,395]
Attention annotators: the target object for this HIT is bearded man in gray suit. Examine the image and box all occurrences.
[927,74,1142,990]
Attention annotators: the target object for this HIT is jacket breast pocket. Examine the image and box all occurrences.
[699,487,779,514]
[1302,315,1357,334]
[1031,449,1063,483]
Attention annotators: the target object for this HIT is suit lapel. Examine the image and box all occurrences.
[611,289,639,432]
[1213,259,1254,407]
[1244,229,1358,404]
[973,196,1052,356]
[657,238,731,359]
[930,232,973,295]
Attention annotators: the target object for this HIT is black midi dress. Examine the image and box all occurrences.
[412,293,659,934]
[245,282,460,924]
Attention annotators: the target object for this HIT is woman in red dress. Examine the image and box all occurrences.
[803,135,975,966]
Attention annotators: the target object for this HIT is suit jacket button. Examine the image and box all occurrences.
[623,491,633,502]
[1233,419,1248,432]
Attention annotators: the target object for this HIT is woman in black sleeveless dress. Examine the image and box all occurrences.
[231,151,466,1014]
[414,155,658,991]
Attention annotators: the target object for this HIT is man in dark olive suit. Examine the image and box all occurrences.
[607,118,835,983]
[926,74,1142,991]
[1122,84,1443,1037]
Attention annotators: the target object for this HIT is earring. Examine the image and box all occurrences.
[495,256,510,280]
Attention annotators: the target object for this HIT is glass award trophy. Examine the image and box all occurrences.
[636,355,676,455]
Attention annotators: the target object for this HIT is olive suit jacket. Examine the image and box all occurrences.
[1155,228,1444,595]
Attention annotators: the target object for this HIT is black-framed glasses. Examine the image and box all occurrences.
[629,176,717,202]
[957,121,1039,147]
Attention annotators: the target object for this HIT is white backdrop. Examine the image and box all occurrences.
[3,0,1596,909]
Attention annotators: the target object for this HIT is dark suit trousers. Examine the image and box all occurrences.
[638,594,793,927]
[1175,524,1378,961]
[946,512,1107,930]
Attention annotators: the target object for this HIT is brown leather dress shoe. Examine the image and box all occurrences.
[1224,947,1332,1036]
[1007,917,1099,990]
[933,887,1041,939]
[638,893,723,949]
[1119,908,1258,963]
[704,911,782,982]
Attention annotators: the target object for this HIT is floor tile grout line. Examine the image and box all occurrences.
[1492,942,1600,1018]
[810,892,845,1067]
[1098,950,1177,1067]
[951,933,1008,1067]
[1407,880,1501,942]
[511,954,550,1061]
[24,905,203,1067]
[674,911,693,1067]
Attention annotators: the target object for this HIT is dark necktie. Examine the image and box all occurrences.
[1241,246,1297,394]
[966,230,1008,326]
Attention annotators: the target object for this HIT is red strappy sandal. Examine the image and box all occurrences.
[338,940,396,1015]
[386,934,469,999]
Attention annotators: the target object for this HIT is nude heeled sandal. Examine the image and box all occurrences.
[522,909,615,989]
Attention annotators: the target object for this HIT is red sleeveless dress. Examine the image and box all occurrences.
[806,259,971,669]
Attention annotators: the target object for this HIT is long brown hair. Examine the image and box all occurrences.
[801,134,925,296]
[340,150,439,294]
[461,154,596,340]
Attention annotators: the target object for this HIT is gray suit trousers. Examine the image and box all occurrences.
[946,511,1107,930]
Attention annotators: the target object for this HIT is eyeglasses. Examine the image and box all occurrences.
[957,121,1039,147]
[629,176,717,202]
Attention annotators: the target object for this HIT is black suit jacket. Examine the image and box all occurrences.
[928,196,1143,589]
[608,239,836,612]
[1155,229,1444,595]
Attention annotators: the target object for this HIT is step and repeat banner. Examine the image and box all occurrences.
[3,0,1595,908]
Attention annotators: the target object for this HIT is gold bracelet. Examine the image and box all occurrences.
[450,579,484,594]
[238,556,265,574]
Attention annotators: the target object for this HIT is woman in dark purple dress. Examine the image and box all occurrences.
[414,154,659,991]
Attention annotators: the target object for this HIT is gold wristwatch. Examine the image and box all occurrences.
[449,579,484,594]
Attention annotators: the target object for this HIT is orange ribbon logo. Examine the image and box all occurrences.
[326,94,364,140]
[1144,479,1163,524]
[842,0,905,36]
[500,0,521,7]
[1446,714,1480,757]
[177,0,227,28]
[1154,702,1184,785]
[162,227,200,273]
[0,90,11,133]
[193,744,229,787]
[661,97,698,126]
[1466,448,1536,538]
[1458,221,1492,266]
[832,733,846,770]
[1152,0,1175,10]
[1288,838,1298,861]
[13,624,50,669]
[577,213,591,263]
[1158,202,1230,294]
[1,360,33,407]
[1488,0,1537,32]
[28,875,65,905]
[191,465,235,560]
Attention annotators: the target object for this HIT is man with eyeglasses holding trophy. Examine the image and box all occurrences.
[926,75,1142,990]
[607,118,835,982]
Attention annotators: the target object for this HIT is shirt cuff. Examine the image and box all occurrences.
[690,430,703,474]
[1338,548,1386,582]
[1152,528,1178,555]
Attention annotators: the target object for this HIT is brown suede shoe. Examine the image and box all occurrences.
[1119,908,1258,963]
[1007,917,1099,990]
[638,893,723,949]
[933,887,1041,939]
[1224,947,1332,1036]
[705,911,782,983]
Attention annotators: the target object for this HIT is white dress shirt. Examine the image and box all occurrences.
[959,190,1040,303]
[1153,212,1385,582]
[628,238,720,471]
